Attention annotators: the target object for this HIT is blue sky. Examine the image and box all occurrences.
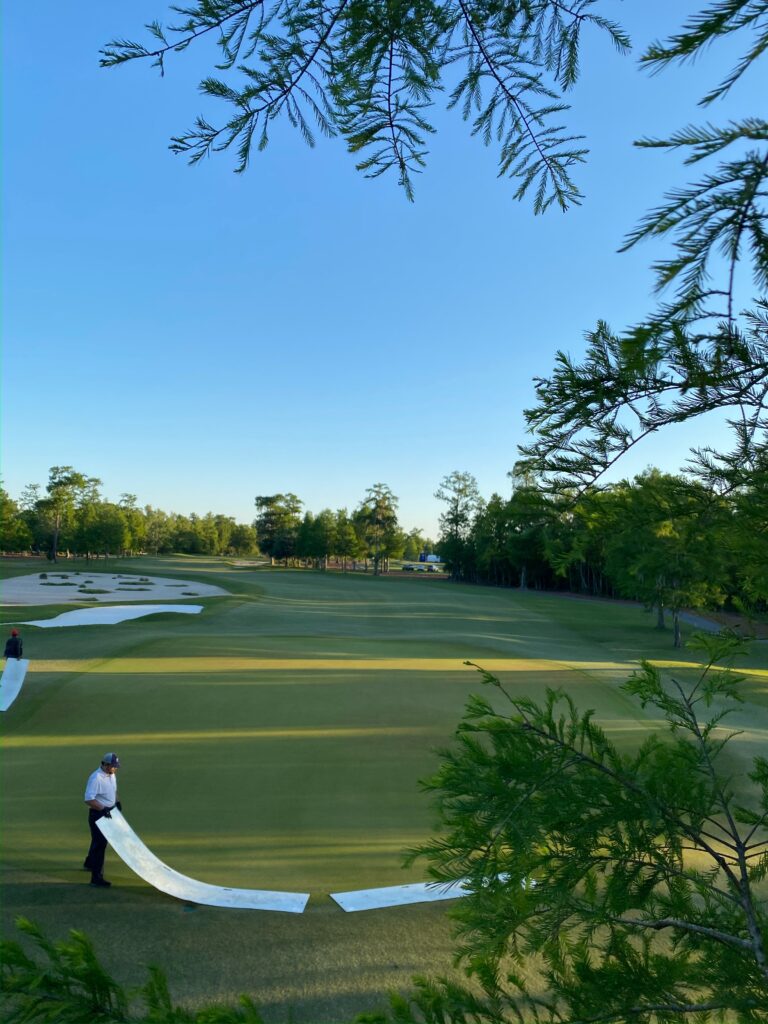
[2,2,760,537]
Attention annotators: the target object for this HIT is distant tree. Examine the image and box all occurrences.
[119,494,147,555]
[296,510,316,562]
[403,529,426,562]
[228,522,259,555]
[90,504,130,559]
[0,486,32,552]
[144,506,172,555]
[312,508,338,569]
[212,514,236,554]
[356,483,400,575]
[37,467,100,561]
[542,489,613,597]
[72,477,105,559]
[725,457,768,615]
[501,470,554,590]
[334,509,361,571]
[192,513,222,554]
[602,471,729,647]
[471,494,507,584]
[168,513,196,554]
[254,493,303,564]
[17,483,47,553]
[435,471,481,581]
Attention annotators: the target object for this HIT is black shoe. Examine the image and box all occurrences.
[83,860,92,871]
[90,876,112,888]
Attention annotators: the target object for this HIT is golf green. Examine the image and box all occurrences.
[2,556,766,1021]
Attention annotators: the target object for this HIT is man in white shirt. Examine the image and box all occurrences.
[83,753,121,887]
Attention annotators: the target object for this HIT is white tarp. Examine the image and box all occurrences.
[329,878,470,912]
[96,809,310,913]
[22,605,203,628]
[0,659,29,711]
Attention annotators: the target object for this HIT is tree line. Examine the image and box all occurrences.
[0,471,437,568]
[253,484,435,573]
[0,467,259,560]
[4,464,766,649]
[435,466,767,646]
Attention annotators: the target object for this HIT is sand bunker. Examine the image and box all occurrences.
[21,605,204,628]
[1,572,228,606]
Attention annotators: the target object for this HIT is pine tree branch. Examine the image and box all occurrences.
[513,712,744,890]
[584,851,741,906]
[726,149,768,325]
[456,0,558,184]
[667,673,768,981]
[574,998,758,1023]
[100,0,265,71]
[606,914,753,949]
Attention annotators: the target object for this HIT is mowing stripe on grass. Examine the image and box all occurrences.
[2,725,443,748]
[26,656,768,679]
[31,657,634,672]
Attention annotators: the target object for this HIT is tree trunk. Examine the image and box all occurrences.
[51,514,61,562]
[519,565,527,590]
[673,610,682,648]
[656,603,666,630]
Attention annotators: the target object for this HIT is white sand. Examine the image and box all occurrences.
[1,572,228,606]
[22,605,204,628]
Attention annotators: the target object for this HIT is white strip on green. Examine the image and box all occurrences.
[22,605,203,627]
[0,658,29,711]
[97,809,309,913]
[330,878,470,912]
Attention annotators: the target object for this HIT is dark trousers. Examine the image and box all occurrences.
[85,810,108,877]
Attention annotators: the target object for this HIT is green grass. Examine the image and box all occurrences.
[2,555,767,1022]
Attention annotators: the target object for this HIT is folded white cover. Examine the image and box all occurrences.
[0,658,29,711]
[97,809,309,913]
[329,878,470,912]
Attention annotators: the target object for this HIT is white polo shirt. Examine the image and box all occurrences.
[84,767,117,809]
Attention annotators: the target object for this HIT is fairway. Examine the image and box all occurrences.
[2,556,767,1021]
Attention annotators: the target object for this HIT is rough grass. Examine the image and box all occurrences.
[1,555,766,1022]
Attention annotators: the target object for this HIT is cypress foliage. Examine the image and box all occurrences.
[99,0,630,208]
[394,632,768,1022]
[0,918,265,1023]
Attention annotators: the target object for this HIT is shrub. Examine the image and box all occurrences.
[0,917,266,1023]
